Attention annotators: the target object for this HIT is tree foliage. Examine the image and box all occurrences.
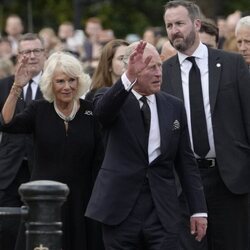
[0,0,249,38]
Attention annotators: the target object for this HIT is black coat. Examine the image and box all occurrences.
[0,75,43,189]
[0,99,104,250]
[85,79,207,233]
[162,48,250,194]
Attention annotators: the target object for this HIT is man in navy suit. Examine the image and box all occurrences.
[85,41,207,250]
[162,1,250,249]
[0,33,46,250]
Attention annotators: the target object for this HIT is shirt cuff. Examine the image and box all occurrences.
[191,213,208,218]
[121,73,137,92]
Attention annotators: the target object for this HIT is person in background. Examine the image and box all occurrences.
[125,33,141,44]
[162,1,250,249]
[235,15,250,249]
[0,37,14,62]
[85,39,129,101]
[0,58,14,79]
[143,27,158,46]
[235,16,250,70]
[0,51,103,250]
[86,40,207,250]
[38,27,61,55]
[83,17,103,69]
[98,29,115,46]
[57,21,85,59]
[160,39,177,61]
[223,10,241,52]
[199,19,219,48]
[216,16,227,49]
[0,33,46,250]
[4,14,24,56]
[143,27,165,52]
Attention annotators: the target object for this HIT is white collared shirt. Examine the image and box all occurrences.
[178,42,216,158]
[121,73,161,163]
[23,71,42,100]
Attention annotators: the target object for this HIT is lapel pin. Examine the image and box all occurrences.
[216,63,221,67]
[172,120,180,130]
[84,110,93,116]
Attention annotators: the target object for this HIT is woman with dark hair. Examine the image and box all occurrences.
[85,39,129,101]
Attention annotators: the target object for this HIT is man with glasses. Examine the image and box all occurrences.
[0,33,46,250]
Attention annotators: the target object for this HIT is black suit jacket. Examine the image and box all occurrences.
[85,79,207,233]
[161,48,250,194]
[0,75,43,190]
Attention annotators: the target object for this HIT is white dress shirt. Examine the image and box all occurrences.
[178,42,216,158]
[121,73,161,163]
[23,72,42,100]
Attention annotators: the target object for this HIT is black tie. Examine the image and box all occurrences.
[140,96,151,148]
[187,57,210,158]
[25,80,33,105]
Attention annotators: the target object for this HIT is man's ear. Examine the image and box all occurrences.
[194,19,201,32]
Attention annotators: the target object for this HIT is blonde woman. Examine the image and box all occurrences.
[0,51,104,250]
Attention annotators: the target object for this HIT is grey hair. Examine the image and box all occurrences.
[40,51,91,102]
[235,16,250,35]
[18,33,45,50]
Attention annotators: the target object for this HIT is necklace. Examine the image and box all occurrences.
[54,100,78,124]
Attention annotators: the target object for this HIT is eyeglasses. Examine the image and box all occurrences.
[19,48,45,56]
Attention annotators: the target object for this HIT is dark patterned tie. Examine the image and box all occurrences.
[140,96,151,148]
[25,79,33,105]
[187,57,210,158]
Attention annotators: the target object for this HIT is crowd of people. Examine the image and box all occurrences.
[0,0,250,249]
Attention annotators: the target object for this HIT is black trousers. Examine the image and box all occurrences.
[0,160,30,250]
[178,165,248,250]
[102,180,178,250]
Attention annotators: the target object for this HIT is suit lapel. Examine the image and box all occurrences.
[169,56,184,100]
[35,87,43,100]
[21,74,44,101]
[156,92,173,155]
[123,93,147,154]
[169,51,222,115]
[208,49,221,115]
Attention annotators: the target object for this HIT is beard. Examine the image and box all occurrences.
[170,28,196,52]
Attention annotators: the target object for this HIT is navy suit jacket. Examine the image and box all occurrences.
[85,79,207,233]
[161,48,250,194]
[0,75,43,190]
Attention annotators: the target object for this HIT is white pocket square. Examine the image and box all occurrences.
[172,120,180,130]
[84,110,93,116]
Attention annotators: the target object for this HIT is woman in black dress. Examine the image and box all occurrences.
[0,51,104,250]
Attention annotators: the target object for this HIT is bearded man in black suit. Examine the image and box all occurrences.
[162,1,250,250]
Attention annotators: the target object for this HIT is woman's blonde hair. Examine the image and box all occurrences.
[40,51,91,102]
